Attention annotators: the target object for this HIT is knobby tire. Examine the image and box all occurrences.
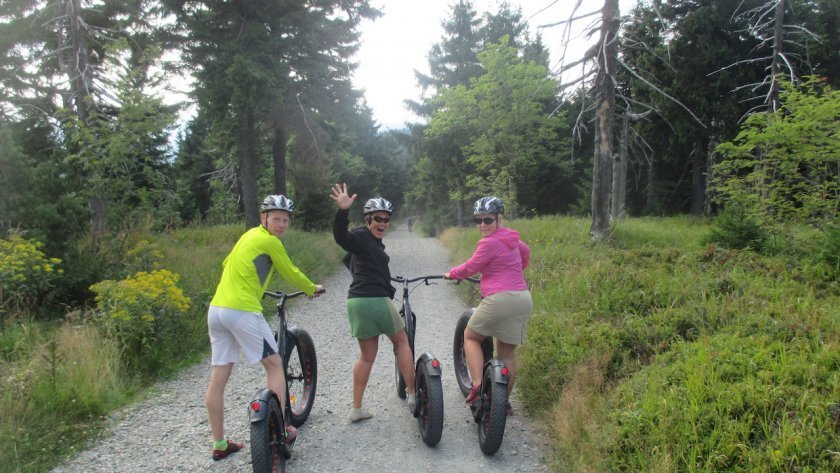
[477,364,508,455]
[250,396,286,473]
[395,308,416,399]
[285,328,317,427]
[415,361,444,446]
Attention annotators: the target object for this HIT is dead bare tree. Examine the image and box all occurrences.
[542,0,703,240]
[712,0,822,117]
[590,0,621,240]
[612,109,651,220]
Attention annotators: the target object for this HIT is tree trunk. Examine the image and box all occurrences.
[768,0,785,111]
[611,114,629,220]
[272,113,288,195]
[590,0,620,241]
[646,157,656,214]
[690,147,706,216]
[64,0,108,236]
[456,177,465,227]
[67,0,92,123]
[704,130,717,216]
[241,111,260,229]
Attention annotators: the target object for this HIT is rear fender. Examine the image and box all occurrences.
[416,352,442,377]
[483,358,510,385]
[249,388,281,424]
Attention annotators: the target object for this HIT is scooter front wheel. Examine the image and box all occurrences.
[415,359,444,446]
[285,328,317,427]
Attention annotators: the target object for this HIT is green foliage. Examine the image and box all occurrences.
[60,78,180,234]
[713,79,840,227]
[424,38,572,216]
[90,269,191,378]
[702,205,769,251]
[0,233,63,319]
[611,334,840,472]
[819,225,840,280]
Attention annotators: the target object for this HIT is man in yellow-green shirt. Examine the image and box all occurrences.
[204,195,324,462]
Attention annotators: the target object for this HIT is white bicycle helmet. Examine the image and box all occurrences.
[473,196,504,215]
[260,194,294,213]
[363,197,393,215]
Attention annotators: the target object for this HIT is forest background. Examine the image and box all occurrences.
[1,0,838,471]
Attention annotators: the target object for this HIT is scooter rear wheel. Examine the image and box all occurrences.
[250,395,287,473]
[477,363,508,455]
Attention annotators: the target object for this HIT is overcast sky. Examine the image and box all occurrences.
[352,0,637,130]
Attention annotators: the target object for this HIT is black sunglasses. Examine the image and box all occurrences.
[474,217,496,225]
[372,216,391,224]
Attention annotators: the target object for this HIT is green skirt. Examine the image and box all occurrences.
[346,297,404,339]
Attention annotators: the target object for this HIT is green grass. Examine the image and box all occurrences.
[441,216,840,472]
[1,223,342,473]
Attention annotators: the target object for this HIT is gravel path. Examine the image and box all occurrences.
[53,223,551,473]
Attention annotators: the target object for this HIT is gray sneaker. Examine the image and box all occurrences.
[348,407,373,422]
[406,393,417,413]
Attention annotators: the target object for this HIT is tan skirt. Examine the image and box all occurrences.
[468,290,533,345]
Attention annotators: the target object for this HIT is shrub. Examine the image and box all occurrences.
[702,206,768,251]
[820,225,840,280]
[90,269,191,378]
[0,233,63,321]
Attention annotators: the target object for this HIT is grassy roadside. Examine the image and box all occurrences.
[440,216,840,472]
[1,224,341,473]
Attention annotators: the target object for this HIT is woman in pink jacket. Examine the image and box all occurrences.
[445,196,532,414]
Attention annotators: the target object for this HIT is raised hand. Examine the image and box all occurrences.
[330,183,357,210]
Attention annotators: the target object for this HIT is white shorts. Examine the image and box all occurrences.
[208,305,279,365]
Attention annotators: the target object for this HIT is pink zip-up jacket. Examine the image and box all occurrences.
[448,226,530,297]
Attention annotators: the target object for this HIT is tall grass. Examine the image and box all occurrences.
[3,324,124,471]
[2,224,341,473]
[441,215,840,472]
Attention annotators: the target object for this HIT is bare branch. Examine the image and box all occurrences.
[538,9,601,28]
[618,59,706,128]
[557,69,594,90]
[783,24,820,40]
[707,56,772,76]
[527,0,561,19]
[622,35,677,73]
[296,93,321,160]
[777,52,797,81]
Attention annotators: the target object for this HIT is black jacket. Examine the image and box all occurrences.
[332,209,395,299]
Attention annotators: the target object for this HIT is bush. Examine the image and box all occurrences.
[820,225,840,280]
[90,269,191,378]
[703,206,768,251]
[0,233,63,321]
